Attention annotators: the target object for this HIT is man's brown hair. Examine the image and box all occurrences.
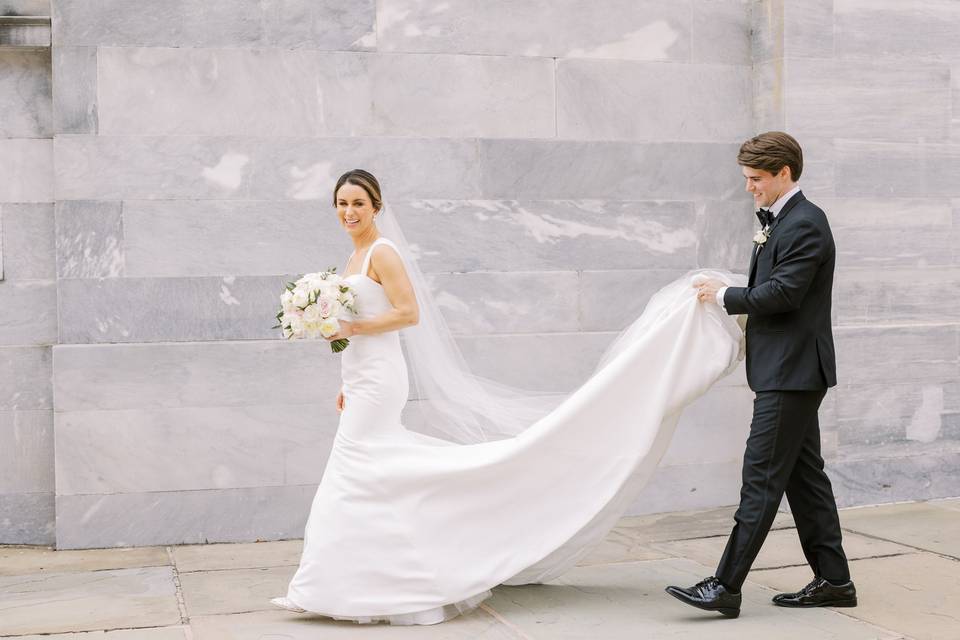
[737,131,803,181]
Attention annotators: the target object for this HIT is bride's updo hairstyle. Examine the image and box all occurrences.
[334,169,383,213]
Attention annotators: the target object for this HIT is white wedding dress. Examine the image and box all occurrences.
[280,237,747,624]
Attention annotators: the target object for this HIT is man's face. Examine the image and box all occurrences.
[742,165,792,209]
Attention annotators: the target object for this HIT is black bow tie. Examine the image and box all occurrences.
[755,208,773,228]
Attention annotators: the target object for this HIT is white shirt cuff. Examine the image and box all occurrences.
[716,286,728,310]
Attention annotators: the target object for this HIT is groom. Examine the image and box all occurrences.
[666,132,856,618]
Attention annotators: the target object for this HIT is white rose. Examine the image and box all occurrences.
[291,289,309,308]
[305,321,323,339]
[302,304,322,322]
[753,229,768,245]
[319,317,340,338]
[319,282,339,299]
[287,314,305,337]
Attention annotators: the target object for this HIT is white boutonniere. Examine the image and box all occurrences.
[753,225,771,247]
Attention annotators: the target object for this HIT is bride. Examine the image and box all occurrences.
[270,169,747,624]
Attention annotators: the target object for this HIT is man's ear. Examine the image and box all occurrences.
[779,165,792,181]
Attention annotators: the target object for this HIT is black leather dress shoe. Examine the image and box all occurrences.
[665,576,741,618]
[772,577,857,608]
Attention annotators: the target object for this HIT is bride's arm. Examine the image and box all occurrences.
[332,245,419,339]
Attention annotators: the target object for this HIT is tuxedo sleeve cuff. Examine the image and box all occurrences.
[716,287,728,310]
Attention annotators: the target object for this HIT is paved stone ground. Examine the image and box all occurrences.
[2,499,958,639]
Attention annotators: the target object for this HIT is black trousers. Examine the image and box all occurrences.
[716,389,850,591]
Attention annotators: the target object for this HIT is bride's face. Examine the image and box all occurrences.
[336,183,378,237]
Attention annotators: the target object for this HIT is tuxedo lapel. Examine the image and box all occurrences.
[768,190,806,235]
[748,191,806,285]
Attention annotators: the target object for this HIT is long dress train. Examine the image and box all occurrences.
[282,237,747,624]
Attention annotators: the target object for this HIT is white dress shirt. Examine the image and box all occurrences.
[716,184,801,309]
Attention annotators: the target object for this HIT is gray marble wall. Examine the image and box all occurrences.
[1,0,956,548]
[43,0,757,549]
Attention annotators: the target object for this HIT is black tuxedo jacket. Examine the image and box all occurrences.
[723,191,837,392]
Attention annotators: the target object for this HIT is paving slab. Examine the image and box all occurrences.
[576,527,671,566]
[485,558,900,639]
[616,506,795,543]
[0,566,182,636]
[179,565,297,616]
[751,553,960,640]
[0,545,169,576]
[13,627,189,639]
[171,539,302,573]
[840,501,960,559]
[651,528,914,571]
[188,608,520,639]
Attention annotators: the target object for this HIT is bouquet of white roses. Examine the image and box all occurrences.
[273,269,359,352]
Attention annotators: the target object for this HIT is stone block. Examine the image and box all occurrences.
[392,199,699,273]
[0,139,53,203]
[0,49,52,137]
[122,200,348,277]
[54,404,337,495]
[57,276,296,343]
[579,269,689,332]
[455,332,616,394]
[752,58,786,131]
[52,45,97,134]
[833,381,960,447]
[0,203,55,280]
[834,325,958,386]
[0,279,57,345]
[52,0,376,50]
[0,409,53,493]
[787,58,951,143]
[697,199,756,272]
[834,0,960,59]
[98,48,554,138]
[480,140,743,200]
[0,492,54,545]
[55,485,317,549]
[557,59,751,142]
[376,0,692,61]
[0,345,51,410]
[692,0,751,65]
[661,384,754,467]
[52,341,342,411]
[834,267,960,325]
[55,200,124,278]
[836,140,960,198]
[628,459,745,516]
[830,443,960,507]
[783,0,834,58]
